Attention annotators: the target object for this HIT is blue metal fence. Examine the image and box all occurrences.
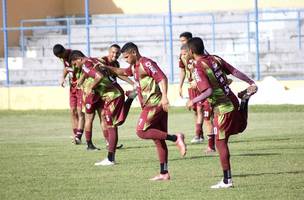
[1,4,304,86]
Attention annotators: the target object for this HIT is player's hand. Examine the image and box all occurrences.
[161,96,170,112]
[249,84,258,94]
[186,100,193,110]
[179,87,183,98]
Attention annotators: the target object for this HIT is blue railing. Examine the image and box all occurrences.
[1,8,304,86]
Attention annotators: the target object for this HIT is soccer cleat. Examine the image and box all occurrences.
[125,89,137,99]
[205,146,216,155]
[116,144,124,149]
[74,137,82,145]
[238,85,258,100]
[149,173,170,181]
[175,133,187,157]
[94,158,115,166]
[87,143,101,151]
[190,136,204,144]
[210,179,233,189]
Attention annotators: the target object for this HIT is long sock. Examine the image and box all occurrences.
[137,129,167,140]
[166,134,177,142]
[85,131,92,142]
[207,134,215,149]
[216,138,231,174]
[195,123,203,138]
[223,169,232,184]
[73,128,77,136]
[108,127,118,153]
[76,129,83,139]
[160,163,168,174]
[107,152,115,162]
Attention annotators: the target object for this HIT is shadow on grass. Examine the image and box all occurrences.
[233,170,304,177]
[230,137,291,144]
[233,152,281,157]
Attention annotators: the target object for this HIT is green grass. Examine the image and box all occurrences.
[0,105,304,200]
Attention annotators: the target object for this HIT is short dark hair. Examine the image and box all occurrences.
[187,37,205,55]
[179,32,193,40]
[53,44,65,56]
[69,50,86,63]
[110,44,121,49]
[121,42,138,53]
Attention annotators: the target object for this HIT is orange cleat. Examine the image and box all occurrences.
[149,173,170,181]
[175,133,187,157]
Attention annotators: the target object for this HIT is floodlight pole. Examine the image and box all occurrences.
[85,0,90,56]
[168,0,174,83]
[254,0,260,80]
[2,0,9,86]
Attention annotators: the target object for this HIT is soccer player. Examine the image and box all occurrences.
[186,37,257,188]
[102,42,187,181]
[70,50,135,165]
[99,44,135,148]
[178,32,215,153]
[53,44,84,144]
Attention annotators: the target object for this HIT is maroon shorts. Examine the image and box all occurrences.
[136,105,168,132]
[84,93,103,114]
[213,109,247,140]
[103,95,126,127]
[69,87,83,109]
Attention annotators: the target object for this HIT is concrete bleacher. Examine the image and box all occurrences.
[2,10,304,86]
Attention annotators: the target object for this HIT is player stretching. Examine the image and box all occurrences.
[53,44,84,144]
[99,44,135,149]
[102,42,187,181]
[186,37,257,188]
[70,50,135,165]
[178,32,215,153]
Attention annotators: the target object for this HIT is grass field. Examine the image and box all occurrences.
[1,105,304,200]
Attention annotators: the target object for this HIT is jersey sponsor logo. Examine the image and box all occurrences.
[145,61,157,74]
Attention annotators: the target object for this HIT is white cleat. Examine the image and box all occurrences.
[210,179,233,189]
[190,136,204,144]
[94,158,115,166]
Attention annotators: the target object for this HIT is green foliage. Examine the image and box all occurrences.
[1,106,304,200]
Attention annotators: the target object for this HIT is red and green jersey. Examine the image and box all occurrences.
[60,49,78,88]
[81,58,123,102]
[193,55,239,115]
[179,53,194,84]
[124,57,166,108]
[99,56,120,81]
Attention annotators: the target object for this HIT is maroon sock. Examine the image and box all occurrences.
[107,127,118,153]
[73,128,77,136]
[137,128,167,140]
[208,134,215,149]
[195,123,202,138]
[103,129,109,141]
[216,139,230,170]
[85,131,92,142]
[153,139,168,164]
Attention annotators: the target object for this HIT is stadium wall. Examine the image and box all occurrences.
[1,80,304,110]
[1,0,304,56]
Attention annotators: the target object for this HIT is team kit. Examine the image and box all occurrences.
[53,32,258,189]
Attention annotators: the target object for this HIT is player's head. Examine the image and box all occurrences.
[187,37,205,57]
[53,44,66,58]
[179,32,193,45]
[108,44,121,62]
[180,44,190,59]
[69,50,86,68]
[121,42,139,65]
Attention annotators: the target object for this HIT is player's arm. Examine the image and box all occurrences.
[179,68,186,98]
[186,66,212,109]
[77,73,86,88]
[60,68,68,87]
[101,64,129,76]
[117,75,135,86]
[158,77,169,112]
[88,71,103,94]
